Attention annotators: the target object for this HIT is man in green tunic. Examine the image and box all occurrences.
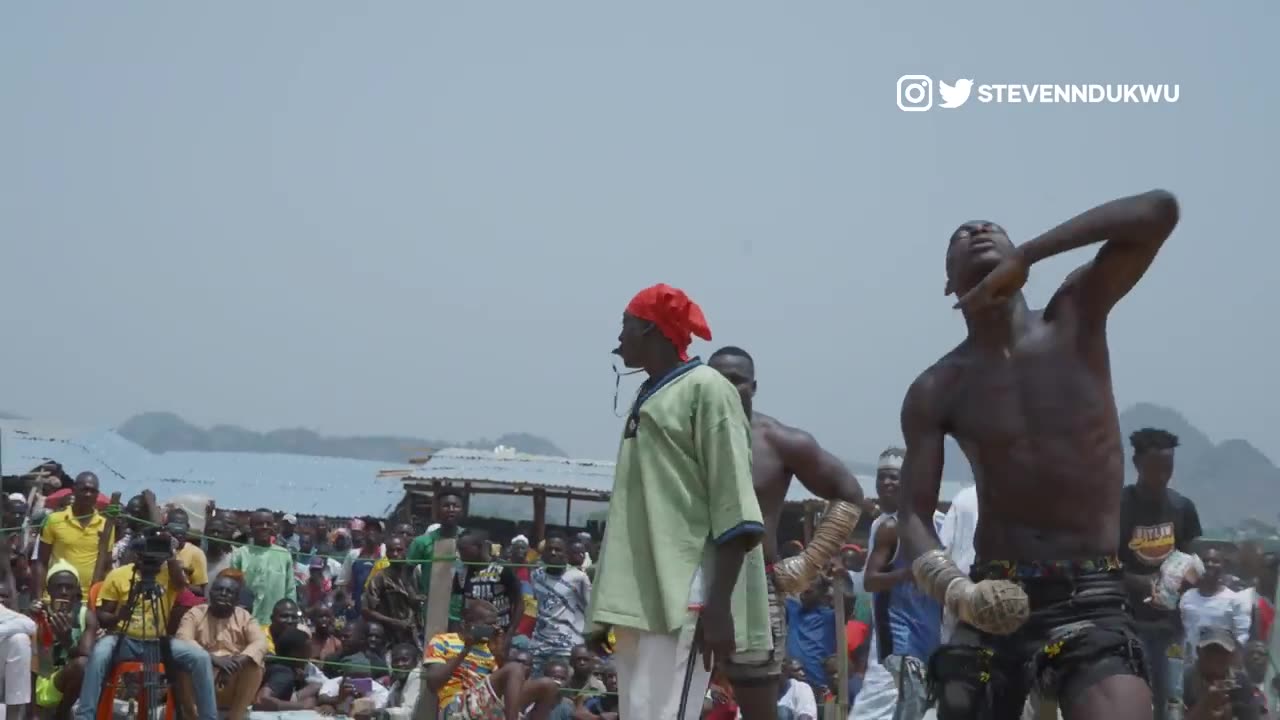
[229,508,297,626]
[588,283,772,720]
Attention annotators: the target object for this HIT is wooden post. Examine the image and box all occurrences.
[532,489,546,547]
[564,495,572,528]
[92,492,123,584]
[430,482,443,522]
[202,500,215,539]
[462,483,472,518]
[803,502,817,544]
[834,569,848,719]
[416,536,458,720]
[1269,572,1280,713]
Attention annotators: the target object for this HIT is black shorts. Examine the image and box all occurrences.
[927,561,1148,719]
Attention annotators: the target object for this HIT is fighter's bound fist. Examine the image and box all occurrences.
[945,577,1030,636]
[913,549,1030,636]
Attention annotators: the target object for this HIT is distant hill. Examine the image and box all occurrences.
[116,412,567,461]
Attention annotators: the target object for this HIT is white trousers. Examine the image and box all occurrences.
[0,607,34,720]
[850,659,898,720]
[613,611,710,720]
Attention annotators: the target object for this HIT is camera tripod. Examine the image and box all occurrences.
[104,567,186,720]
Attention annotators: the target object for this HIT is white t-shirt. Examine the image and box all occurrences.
[1180,586,1250,662]
[940,485,980,643]
[777,679,819,720]
[735,679,818,720]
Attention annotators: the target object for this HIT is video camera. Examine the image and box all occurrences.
[131,527,173,571]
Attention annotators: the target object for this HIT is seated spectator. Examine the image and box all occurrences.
[165,588,206,638]
[176,572,268,720]
[307,604,344,661]
[1244,640,1271,700]
[507,645,534,673]
[538,657,572,713]
[778,658,818,720]
[77,533,219,720]
[567,644,605,697]
[1182,626,1265,720]
[425,598,561,720]
[0,582,36,714]
[33,562,97,718]
[383,643,429,719]
[582,659,618,719]
[316,661,391,717]
[337,619,391,680]
[264,597,305,654]
[255,628,321,712]
[701,671,738,720]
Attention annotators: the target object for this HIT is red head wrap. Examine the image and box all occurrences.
[625,284,712,362]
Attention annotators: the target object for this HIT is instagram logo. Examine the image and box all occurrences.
[897,75,933,112]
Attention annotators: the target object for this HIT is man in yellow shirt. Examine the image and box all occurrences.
[74,530,220,720]
[34,472,111,599]
[166,508,210,595]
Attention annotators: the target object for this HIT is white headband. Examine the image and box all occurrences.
[877,454,904,471]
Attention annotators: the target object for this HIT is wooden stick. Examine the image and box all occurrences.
[834,572,848,718]
[415,537,458,720]
[92,492,122,584]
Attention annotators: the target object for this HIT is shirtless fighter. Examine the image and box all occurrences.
[709,346,866,719]
[895,189,1181,720]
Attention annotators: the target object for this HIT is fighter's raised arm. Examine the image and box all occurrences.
[956,189,1180,319]
[895,370,947,565]
[770,424,865,507]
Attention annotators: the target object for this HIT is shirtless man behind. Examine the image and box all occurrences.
[895,189,1181,720]
[709,345,866,719]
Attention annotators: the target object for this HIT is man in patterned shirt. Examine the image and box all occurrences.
[530,534,592,676]
[424,599,561,720]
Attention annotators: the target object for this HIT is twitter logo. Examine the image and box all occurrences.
[939,79,974,109]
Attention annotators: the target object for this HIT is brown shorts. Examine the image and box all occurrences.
[722,572,784,683]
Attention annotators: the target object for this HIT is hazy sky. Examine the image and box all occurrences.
[3,3,1277,467]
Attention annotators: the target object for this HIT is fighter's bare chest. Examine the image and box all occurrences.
[946,340,1112,444]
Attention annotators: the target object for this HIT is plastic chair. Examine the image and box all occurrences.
[88,581,104,610]
[95,660,174,720]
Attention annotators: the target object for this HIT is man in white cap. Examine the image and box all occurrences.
[855,445,947,712]
[276,514,301,554]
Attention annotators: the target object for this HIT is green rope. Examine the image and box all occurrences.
[263,654,617,697]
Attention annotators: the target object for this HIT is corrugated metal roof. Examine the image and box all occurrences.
[403,447,616,495]
[404,448,966,505]
[153,451,411,517]
[0,421,414,518]
[0,421,157,490]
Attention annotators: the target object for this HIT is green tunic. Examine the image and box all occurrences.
[229,544,297,625]
[587,361,772,654]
